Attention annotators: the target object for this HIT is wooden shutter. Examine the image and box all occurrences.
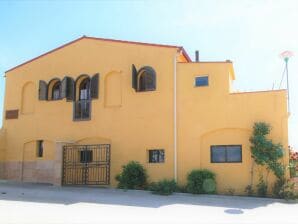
[91,73,99,99]
[38,80,48,100]
[66,77,75,101]
[61,76,75,101]
[132,64,138,91]
[61,77,67,99]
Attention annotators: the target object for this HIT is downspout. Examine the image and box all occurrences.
[173,53,177,181]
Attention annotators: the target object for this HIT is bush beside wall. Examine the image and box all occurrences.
[149,179,177,195]
[186,169,216,194]
[115,161,148,189]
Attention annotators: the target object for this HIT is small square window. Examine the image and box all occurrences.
[80,150,93,163]
[148,149,165,163]
[195,76,209,87]
[37,140,43,158]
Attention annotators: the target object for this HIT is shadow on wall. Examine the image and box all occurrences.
[0,181,287,209]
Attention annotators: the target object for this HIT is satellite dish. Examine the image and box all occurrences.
[280,51,294,61]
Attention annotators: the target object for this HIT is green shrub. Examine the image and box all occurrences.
[115,161,147,189]
[272,178,284,198]
[149,179,177,195]
[186,169,216,194]
[250,122,285,183]
[289,161,296,178]
[256,176,267,197]
[272,178,298,200]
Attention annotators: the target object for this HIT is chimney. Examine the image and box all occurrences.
[195,50,199,62]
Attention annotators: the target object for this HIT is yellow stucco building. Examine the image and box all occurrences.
[0,36,289,194]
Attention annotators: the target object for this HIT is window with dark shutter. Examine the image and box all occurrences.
[38,80,48,100]
[52,81,61,100]
[47,79,62,101]
[132,64,138,91]
[91,73,99,99]
[74,76,91,121]
[132,65,156,92]
[138,66,156,91]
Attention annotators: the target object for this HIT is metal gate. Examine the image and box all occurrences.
[62,144,110,185]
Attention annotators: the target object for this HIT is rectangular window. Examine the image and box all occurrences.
[73,100,91,121]
[211,145,242,163]
[80,150,93,163]
[37,140,43,158]
[148,149,165,163]
[195,76,209,87]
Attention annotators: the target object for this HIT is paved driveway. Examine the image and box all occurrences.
[0,181,297,224]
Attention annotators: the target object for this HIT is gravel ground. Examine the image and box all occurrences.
[0,180,297,224]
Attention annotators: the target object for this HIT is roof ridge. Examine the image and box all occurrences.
[5,36,191,73]
[84,35,184,49]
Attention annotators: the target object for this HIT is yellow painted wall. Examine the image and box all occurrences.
[3,38,179,185]
[1,37,289,193]
[104,71,122,107]
[177,62,288,194]
[23,140,55,162]
[21,82,36,114]
[0,129,6,162]
[0,129,6,178]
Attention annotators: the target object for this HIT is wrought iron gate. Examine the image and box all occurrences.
[62,144,110,185]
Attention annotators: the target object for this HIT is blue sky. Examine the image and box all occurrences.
[0,0,297,149]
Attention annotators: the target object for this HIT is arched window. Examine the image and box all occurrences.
[74,75,91,120]
[52,81,61,100]
[79,78,91,100]
[138,69,155,91]
[132,65,156,92]
[47,79,61,101]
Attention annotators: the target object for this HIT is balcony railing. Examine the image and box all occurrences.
[73,100,91,121]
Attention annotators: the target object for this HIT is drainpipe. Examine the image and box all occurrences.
[173,53,177,181]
